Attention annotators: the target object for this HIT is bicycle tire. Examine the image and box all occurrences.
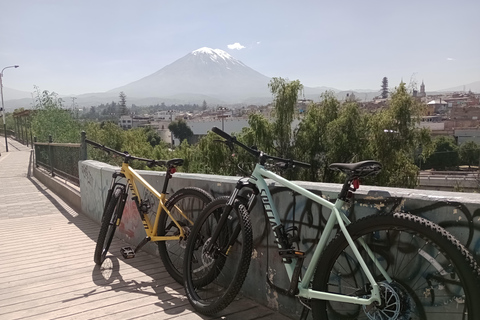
[94,186,124,265]
[157,187,213,284]
[311,212,480,320]
[184,196,253,315]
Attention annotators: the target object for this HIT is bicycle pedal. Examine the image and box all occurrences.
[120,247,135,259]
[278,249,305,259]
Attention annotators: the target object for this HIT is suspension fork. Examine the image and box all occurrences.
[205,179,258,254]
[104,172,125,215]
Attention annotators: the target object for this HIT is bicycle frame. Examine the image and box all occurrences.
[117,162,192,241]
[248,163,391,306]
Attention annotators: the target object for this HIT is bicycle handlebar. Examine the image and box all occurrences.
[211,127,311,169]
[85,139,183,168]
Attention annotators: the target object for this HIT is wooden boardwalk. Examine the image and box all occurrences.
[0,139,292,320]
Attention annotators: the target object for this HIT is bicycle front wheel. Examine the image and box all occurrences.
[311,212,480,320]
[157,187,213,284]
[184,196,253,316]
[94,186,125,265]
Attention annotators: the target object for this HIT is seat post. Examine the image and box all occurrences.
[338,175,353,201]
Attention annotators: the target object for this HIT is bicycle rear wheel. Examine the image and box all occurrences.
[157,187,213,284]
[311,212,480,320]
[184,196,253,316]
[94,186,125,265]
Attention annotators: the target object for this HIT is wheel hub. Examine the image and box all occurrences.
[201,238,215,267]
[363,282,411,320]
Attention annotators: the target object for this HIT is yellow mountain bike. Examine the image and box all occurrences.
[86,139,213,284]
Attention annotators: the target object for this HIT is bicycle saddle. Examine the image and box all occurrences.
[167,158,184,167]
[329,160,382,177]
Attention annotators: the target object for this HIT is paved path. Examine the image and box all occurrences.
[0,138,293,320]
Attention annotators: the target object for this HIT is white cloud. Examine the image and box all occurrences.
[227,43,246,50]
[447,58,455,61]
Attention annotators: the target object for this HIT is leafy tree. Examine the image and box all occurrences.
[30,88,81,143]
[423,136,459,170]
[269,77,303,159]
[294,92,370,183]
[295,91,340,182]
[368,82,431,187]
[144,127,162,147]
[459,141,480,168]
[381,77,388,99]
[119,92,128,115]
[168,119,193,143]
[194,131,239,175]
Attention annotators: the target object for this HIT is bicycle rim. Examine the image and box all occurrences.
[311,212,480,320]
[157,187,213,284]
[184,197,253,315]
[94,187,123,265]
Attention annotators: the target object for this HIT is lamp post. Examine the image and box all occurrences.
[167,109,174,146]
[1,65,20,152]
[217,106,227,131]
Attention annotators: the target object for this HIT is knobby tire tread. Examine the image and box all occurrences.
[184,197,253,316]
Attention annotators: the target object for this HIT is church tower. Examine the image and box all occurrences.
[420,81,426,97]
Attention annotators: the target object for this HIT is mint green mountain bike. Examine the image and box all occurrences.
[183,127,480,320]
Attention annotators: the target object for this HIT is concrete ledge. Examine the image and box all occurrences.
[33,166,82,214]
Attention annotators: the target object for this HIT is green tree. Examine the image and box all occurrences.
[368,82,431,187]
[269,77,303,158]
[31,88,81,143]
[423,136,459,170]
[168,119,193,143]
[144,127,162,148]
[295,91,340,181]
[459,141,480,168]
[381,77,388,99]
[194,131,238,175]
[294,92,370,182]
[119,92,128,115]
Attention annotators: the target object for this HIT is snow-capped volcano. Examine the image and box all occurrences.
[191,47,246,67]
[109,47,271,103]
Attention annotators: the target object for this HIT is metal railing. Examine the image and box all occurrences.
[0,128,15,137]
[33,132,87,186]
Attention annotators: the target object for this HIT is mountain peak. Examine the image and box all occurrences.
[192,47,235,62]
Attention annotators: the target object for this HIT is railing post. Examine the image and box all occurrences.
[24,117,28,147]
[80,131,87,160]
[33,136,38,167]
[48,135,55,177]
[30,125,33,149]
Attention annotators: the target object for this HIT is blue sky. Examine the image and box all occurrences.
[1,0,479,95]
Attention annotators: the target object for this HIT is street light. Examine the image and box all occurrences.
[217,107,228,131]
[1,65,20,152]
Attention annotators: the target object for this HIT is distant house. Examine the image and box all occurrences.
[118,115,133,129]
[427,99,448,114]
[418,115,444,131]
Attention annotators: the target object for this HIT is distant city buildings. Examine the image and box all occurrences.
[114,82,480,147]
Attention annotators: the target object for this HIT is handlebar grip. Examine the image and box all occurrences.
[211,127,232,140]
[294,161,311,168]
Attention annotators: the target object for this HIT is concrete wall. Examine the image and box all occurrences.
[80,160,480,319]
[34,166,82,214]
